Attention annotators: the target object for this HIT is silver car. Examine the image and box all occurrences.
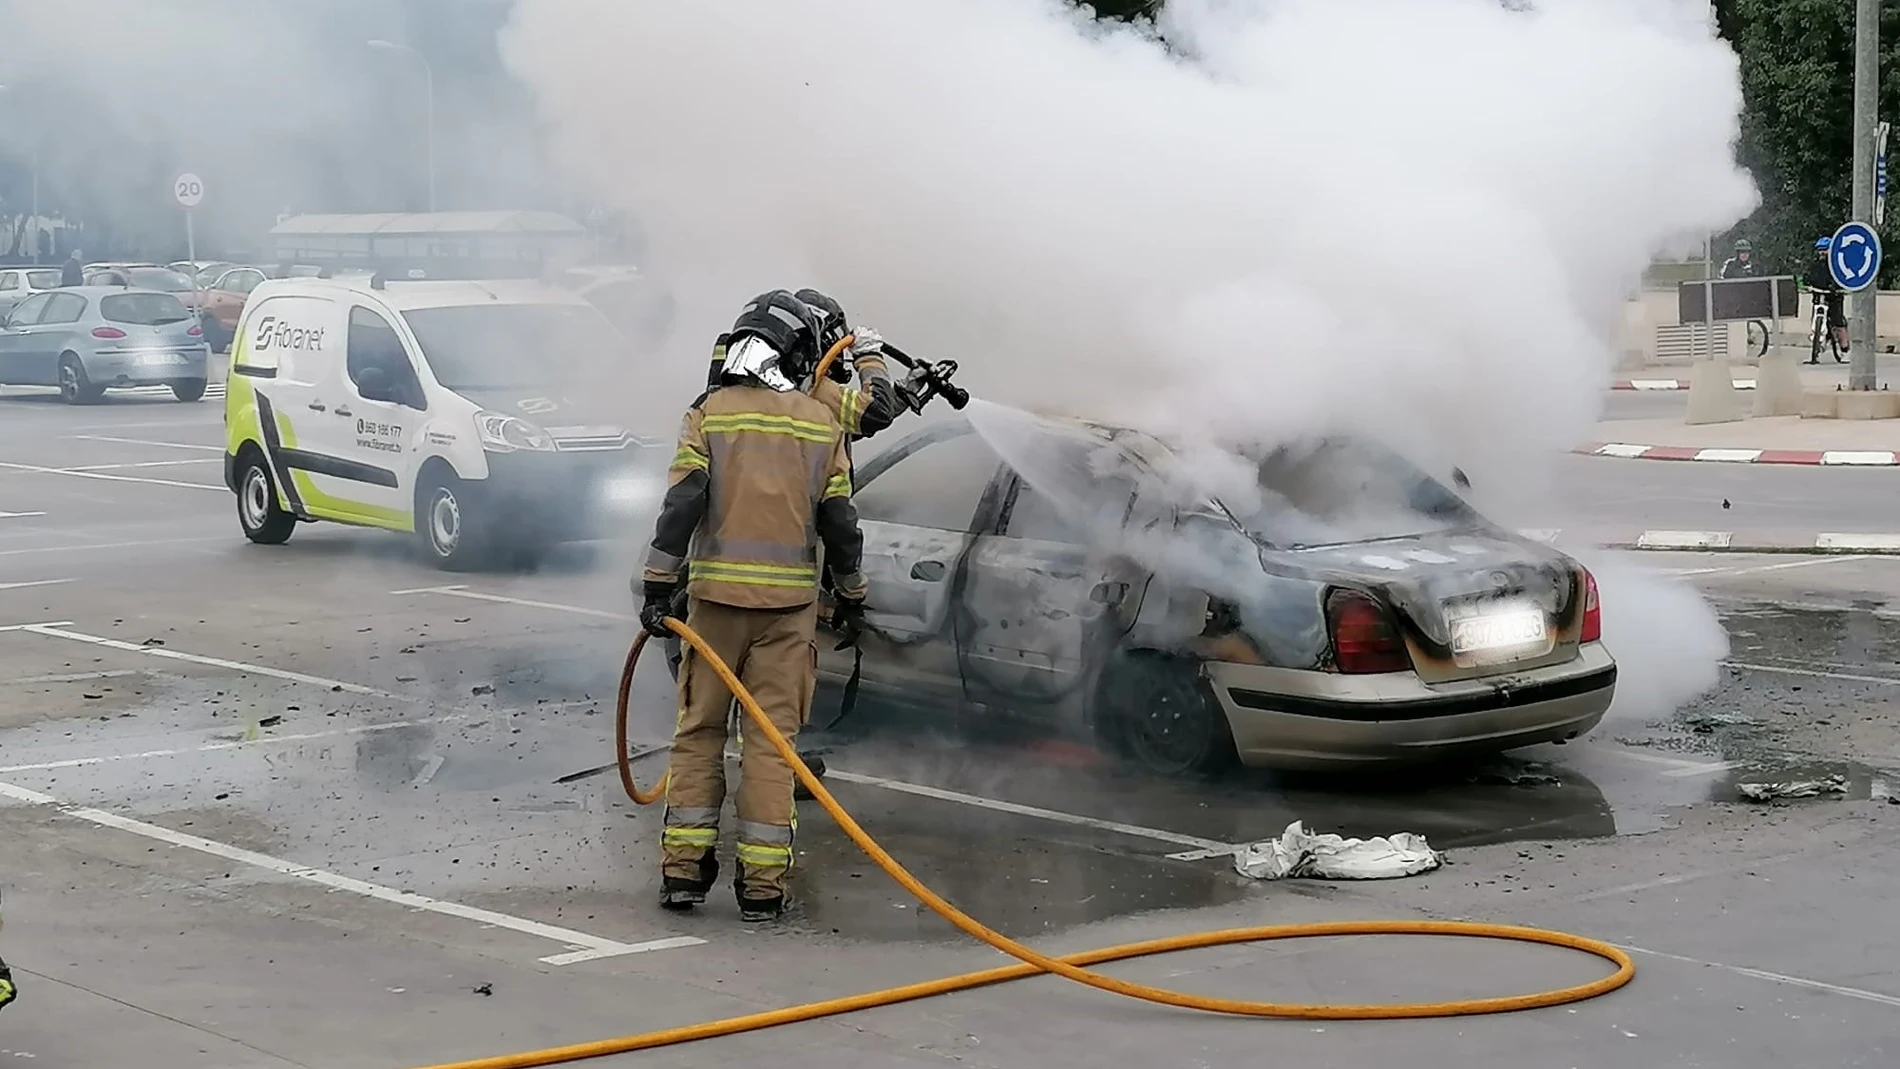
[0,287,210,403]
[817,414,1615,775]
[0,268,62,317]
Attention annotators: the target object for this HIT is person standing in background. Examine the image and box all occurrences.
[59,248,83,287]
[1719,238,1758,279]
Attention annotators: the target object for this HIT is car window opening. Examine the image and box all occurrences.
[101,293,192,326]
[1239,437,1477,549]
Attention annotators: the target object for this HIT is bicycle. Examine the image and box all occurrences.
[1808,287,1847,364]
[1745,319,1770,358]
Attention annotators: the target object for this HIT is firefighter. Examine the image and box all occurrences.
[701,290,899,445]
[795,288,902,446]
[638,289,869,922]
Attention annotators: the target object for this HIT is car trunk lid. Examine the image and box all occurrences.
[1268,529,1586,683]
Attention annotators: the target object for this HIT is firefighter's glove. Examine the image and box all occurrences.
[640,581,681,638]
[848,327,885,360]
[830,593,867,651]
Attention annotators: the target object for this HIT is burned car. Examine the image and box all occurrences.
[816,412,1614,775]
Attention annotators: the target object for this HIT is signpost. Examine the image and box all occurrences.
[1878,121,1891,224]
[174,173,205,321]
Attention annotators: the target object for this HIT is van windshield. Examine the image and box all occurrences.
[1230,437,1477,549]
[401,304,622,390]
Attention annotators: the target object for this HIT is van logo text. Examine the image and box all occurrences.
[253,315,326,353]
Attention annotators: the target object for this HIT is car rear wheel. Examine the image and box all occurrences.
[237,454,296,545]
[416,474,489,571]
[171,378,207,403]
[1097,651,1236,778]
[58,355,103,405]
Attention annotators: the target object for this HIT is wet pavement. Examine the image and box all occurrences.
[5,395,1900,1066]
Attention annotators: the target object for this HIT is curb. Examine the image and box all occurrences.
[1520,529,1900,554]
[1612,378,1757,391]
[1575,442,1900,466]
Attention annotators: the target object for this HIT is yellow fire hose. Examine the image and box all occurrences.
[411,621,1633,1069]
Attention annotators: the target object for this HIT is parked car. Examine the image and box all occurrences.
[0,268,62,316]
[197,264,324,351]
[815,415,1615,775]
[0,286,209,403]
[170,259,233,278]
[84,264,204,311]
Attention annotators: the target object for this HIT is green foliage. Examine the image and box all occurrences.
[1721,0,1900,284]
[1078,0,1161,22]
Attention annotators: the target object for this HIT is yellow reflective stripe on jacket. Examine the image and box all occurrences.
[699,412,837,444]
[823,472,852,500]
[839,388,863,434]
[671,445,709,473]
[689,560,819,588]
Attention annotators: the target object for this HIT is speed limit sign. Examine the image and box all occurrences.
[173,173,205,209]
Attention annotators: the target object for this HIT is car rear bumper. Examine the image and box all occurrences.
[1205,643,1616,770]
[84,348,208,384]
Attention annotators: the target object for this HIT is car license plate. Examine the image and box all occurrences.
[136,353,184,366]
[1449,609,1547,656]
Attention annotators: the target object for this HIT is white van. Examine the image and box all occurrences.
[221,273,645,569]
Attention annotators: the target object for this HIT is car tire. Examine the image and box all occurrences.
[57,355,103,405]
[1096,651,1236,778]
[236,452,296,545]
[416,473,489,571]
[171,378,207,403]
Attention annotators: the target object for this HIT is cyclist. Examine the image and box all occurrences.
[1720,238,1758,278]
[1804,236,1849,364]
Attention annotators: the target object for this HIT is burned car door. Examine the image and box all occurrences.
[956,465,1151,714]
[828,423,1004,698]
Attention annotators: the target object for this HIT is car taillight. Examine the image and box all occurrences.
[91,326,126,339]
[188,324,203,336]
[1579,568,1601,643]
[1325,590,1411,674]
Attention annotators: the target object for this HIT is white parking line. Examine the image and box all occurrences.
[0,578,73,591]
[13,623,397,697]
[390,584,634,622]
[0,511,46,519]
[823,770,1237,854]
[0,459,222,492]
[63,458,222,472]
[0,536,223,559]
[0,712,475,775]
[0,779,701,966]
[4,669,142,685]
[65,434,222,451]
[1674,555,1872,578]
[1725,661,1900,687]
[1622,945,1900,1009]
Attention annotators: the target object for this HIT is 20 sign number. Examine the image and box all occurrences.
[173,173,205,209]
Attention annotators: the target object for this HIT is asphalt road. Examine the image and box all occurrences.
[2,386,1899,1067]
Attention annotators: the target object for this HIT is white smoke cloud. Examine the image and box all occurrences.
[501,0,1751,716]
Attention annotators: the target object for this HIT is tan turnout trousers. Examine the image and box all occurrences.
[662,598,818,898]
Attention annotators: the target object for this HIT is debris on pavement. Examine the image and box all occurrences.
[473,982,493,997]
[257,715,283,728]
[471,684,495,696]
[1468,760,1560,787]
[1235,821,1442,881]
[1683,711,1756,734]
[1736,774,1848,802]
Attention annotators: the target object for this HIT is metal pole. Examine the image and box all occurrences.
[424,62,436,213]
[1850,0,1880,390]
[185,211,196,274]
[29,145,38,265]
[1704,234,1717,361]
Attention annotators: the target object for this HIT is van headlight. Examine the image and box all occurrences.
[474,411,555,453]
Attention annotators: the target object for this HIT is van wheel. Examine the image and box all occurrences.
[171,378,207,402]
[58,355,103,405]
[237,453,296,545]
[417,474,488,570]
[1096,652,1235,778]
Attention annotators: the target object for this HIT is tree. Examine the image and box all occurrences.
[1719,0,1900,284]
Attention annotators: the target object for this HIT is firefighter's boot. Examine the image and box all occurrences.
[659,853,719,912]
[735,874,787,923]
